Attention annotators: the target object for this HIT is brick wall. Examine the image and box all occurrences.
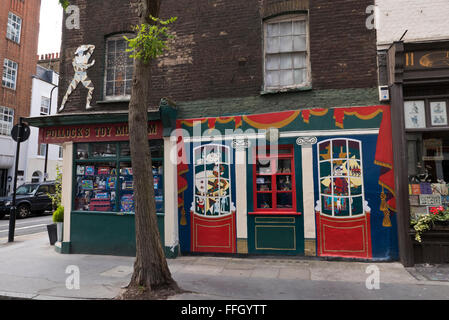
[0,0,42,122]
[376,0,449,47]
[58,0,378,116]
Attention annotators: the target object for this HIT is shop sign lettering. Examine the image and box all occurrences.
[40,122,162,144]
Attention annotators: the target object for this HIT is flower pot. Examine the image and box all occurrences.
[56,222,63,242]
[47,224,57,245]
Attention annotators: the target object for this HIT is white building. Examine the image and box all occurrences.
[22,64,62,184]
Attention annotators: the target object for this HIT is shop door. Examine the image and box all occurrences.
[315,138,372,259]
[190,144,236,253]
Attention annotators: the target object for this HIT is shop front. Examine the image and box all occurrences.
[176,106,399,260]
[388,41,449,265]
[25,104,179,257]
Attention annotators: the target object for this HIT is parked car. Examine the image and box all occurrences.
[0,181,56,219]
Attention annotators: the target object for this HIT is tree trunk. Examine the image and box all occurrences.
[125,0,179,294]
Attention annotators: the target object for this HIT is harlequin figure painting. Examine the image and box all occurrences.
[59,44,96,111]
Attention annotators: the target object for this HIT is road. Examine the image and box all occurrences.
[0,213,53,240]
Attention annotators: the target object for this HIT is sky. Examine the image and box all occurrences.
[37,0,63,56]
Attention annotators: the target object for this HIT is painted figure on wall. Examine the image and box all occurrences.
[59,45,96,112]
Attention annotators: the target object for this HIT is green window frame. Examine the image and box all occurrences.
[72,141,164,215]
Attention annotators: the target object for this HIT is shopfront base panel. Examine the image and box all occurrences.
[70,211,166,257]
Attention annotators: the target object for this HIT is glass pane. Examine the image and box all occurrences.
[320,161,332,177]
[257,193,272,209]
[256,175,271,191]
[277,175,292,191]
[333,177,349,196]
[293,20,306,34]
[120,142,131,157]
[319,141,331,161]
[277,193,292,209]
[119,161,134,213]
[266,71,280,87]
[267,23,279,37]
[280,53,292,69]
[219,196,231,213]
[149,140,164,158]
[125,80,132,95]
[293,53,306,68]
[266,55,280,71]
[348,140,361,159]
[106,68,115,81]
[280,70,293,86]
[266,37,279,54]
[321,196,333,215]
[74,162,117,212]
[351,196,364,215]
[194,196,205,215]
[279,21,292,36]
[350,177,363,195]
[332,139,347,159]
[280,36,293,53]
[153,159,164,212]
[277,159,292,173]
[76,143,89,159]
[293,35,307,51]
[91,143,117,158]
[114,81,124,96]
[320,178,332,195]
[256,159,272,174]
[107,40,115,53]
[294,69,306,84]
[106,81,114,96]
[333,160,347,176]
[334,197,350,216]
[348,159,362,177]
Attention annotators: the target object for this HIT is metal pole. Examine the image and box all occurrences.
[8,117,23,243]
[44,84,58,182]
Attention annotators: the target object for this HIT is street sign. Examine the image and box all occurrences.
[11,123,31,143]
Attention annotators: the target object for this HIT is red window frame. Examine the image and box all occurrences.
[251,144,298,215]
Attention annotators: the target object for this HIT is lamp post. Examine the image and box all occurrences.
[44,84,58,182]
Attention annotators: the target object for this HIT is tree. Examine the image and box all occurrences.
[59,0,181,298]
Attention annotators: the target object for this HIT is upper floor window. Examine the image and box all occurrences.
[264,14,310,91]
[40,96,50,115]
[2,59,18,90]
[104,34,134,101]
[0,106,14,136]
[7,12,22,43]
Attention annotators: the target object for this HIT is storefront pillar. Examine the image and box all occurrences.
[61,141,73,253]
[164,136,179,257]
[390,83,414,267]
[301,143,316,256]
[235,146,248,254]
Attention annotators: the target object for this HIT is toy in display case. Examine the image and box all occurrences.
[120,194,134,212]
[76,165,85,175]
[107,177,116,190]
[85,166,95,175]
[121,167,133,176]
[81,179,94,190]
[98,167,110,175]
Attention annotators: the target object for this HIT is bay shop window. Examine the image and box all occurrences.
[73,141,164,214]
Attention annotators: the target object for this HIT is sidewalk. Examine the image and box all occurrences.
[1,232,449,300]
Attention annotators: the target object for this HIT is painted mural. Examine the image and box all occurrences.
[176,105,398,260]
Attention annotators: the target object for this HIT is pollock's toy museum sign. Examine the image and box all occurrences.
[39,121,163,144]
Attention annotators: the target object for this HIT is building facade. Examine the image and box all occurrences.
[23,59,62,184]
[0,0,42,195]
[375,0,449,265]
[27,0,400,260]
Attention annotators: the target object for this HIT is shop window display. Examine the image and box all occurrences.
[407,132,449,219]
[254,145,296,212]
[74,141,164,213]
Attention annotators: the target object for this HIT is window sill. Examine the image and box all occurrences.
[248,211,301,216]
[96,99,130,104]
[260,86,312,96]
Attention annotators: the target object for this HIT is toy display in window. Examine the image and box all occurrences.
[277,176,292,191]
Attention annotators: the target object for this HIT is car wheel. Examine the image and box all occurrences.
[16,205,31,219]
